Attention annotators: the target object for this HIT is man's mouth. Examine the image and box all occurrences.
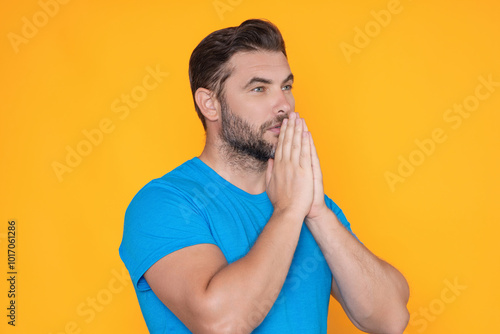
[267,124,282,134]
[265,116,288,134]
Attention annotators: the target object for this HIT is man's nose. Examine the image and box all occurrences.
[273,89,293,114]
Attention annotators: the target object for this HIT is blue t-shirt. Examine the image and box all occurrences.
[119,157,357,333]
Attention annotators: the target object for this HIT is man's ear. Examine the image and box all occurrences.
[195,88,220,123]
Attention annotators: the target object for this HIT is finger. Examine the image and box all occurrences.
[309,131,323,181]
[266,158,274,186]
[274,118,288,161]
[281,112,297,161]
[300,122,312,169]
[290,116,304,165]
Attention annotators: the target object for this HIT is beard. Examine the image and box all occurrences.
[219,99,288,164]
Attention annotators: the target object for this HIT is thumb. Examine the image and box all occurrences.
[266,158,274,186]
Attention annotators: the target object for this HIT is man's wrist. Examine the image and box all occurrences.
[305,204,332,226]
[272,206,307,225]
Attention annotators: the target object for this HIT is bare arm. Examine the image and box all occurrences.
[304,127,410,334]
[306,209,410,334]
[144,113,314,333]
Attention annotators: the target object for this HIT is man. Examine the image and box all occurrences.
[119,19,409,334]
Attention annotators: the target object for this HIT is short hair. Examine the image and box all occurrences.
[189,19,287,130]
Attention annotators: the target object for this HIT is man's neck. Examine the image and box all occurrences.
[198,143,268,195]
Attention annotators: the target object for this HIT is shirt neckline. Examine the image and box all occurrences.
[190,157,270,203]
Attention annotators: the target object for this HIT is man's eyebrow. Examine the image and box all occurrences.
[282,73,294,85]
[243,73,294,90]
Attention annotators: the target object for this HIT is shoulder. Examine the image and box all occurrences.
[124,158,217,227]
[129,158,204,204]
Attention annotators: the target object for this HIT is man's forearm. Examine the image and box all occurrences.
[187,113,313,334]
[306,208,410,334]
[203,209,304,333]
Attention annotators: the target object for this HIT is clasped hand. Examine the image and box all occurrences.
[266,112,328,221]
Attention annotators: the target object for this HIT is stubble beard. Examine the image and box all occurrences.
[219,98,287,173]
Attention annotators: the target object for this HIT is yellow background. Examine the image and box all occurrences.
[1,0,499,333]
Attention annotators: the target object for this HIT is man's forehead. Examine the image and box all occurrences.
[228,51,292,81]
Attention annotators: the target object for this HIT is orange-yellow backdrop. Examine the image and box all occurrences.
[1,0,499,333]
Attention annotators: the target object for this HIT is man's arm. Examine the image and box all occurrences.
[144,113,313,334]
[306,210,410,334]
[304,128,410,334]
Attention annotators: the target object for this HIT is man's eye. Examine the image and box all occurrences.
[282,85,293,91]
[252,87,265,92]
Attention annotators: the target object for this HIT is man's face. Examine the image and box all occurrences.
[218,51,295,161]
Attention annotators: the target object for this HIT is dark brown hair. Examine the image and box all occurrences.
[189,19,287,130]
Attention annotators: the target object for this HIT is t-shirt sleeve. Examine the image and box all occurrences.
[119,179,217,292]
[324,194,361,242]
